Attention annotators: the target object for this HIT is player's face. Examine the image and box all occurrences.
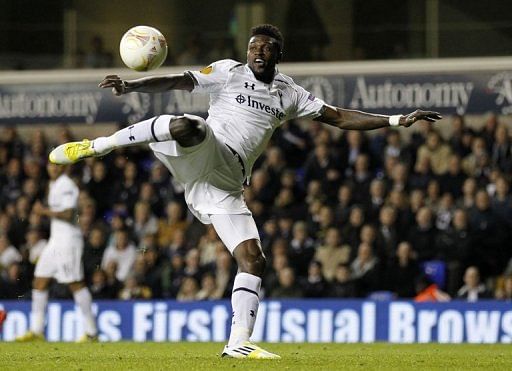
[46,162,64,180]
[247,35,280,82]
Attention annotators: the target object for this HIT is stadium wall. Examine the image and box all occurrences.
[1,300,511,344]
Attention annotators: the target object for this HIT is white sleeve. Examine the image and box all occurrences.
[289,83,326,120]
[186,59,239,94]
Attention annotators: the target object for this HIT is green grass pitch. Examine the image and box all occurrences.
[0,342,511,370]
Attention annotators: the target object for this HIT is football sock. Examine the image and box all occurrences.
[92,115,175,154]
[31,289,48,335]
[73,287,98,336]
[228,272,261,347]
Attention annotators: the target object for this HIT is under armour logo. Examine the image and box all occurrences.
[249,310,255,317]
[128,125,135,141]
[236,94,246,104]
[244,82,255,90]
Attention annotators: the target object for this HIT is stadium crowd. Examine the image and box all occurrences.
[1,114,512,302]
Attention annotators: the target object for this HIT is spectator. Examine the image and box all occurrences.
[407,207,438,262]
[288,221,316,278]
[303,143,341,199]
[270,267,303,298]
[301,260,329,297]
[196,272,221,300]
[457,266,492,301]
[22,227,46,266]
[436,209,474,296]
[89,270,116,299]
[469,190,506,275]
[365,179,386,222]
[212,251,235,298]
[263,253,289,295]
[377,206,399,259]
[334,183,353,225]
[133,201,159,243]
[341,205,365,249]
[416,131,451,175]
[439,154,466,199]
[491,176,512,225]
[0,262,28,299]
[314,227,350,281]
[329,263,357,298]
[84,161,111,218]
[495,275,512,300]
[351,242,380,296]
[119,275,152,300]
[176,276,200,301]
[0,234,21,271]
[101,229,137,282]
[157,201,189,248]
[83,226,107,283]
[197,225,222,266]
[491,125,512,172]
[386,242,420,298]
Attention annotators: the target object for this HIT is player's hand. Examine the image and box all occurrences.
[98,75,127,96]
[32,201,45,216]
[400,110,442,127]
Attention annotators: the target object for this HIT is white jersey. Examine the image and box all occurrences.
[48,173,80,239]
[187,59,326,177]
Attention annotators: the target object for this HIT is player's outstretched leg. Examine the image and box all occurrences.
[49,114,206,164]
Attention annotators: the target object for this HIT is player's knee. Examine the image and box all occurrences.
[169,115,206,147]
[234,240,267,277]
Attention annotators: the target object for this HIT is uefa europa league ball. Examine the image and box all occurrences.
[119,25,168,71]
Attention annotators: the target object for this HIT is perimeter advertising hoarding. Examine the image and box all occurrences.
[1,300,511,343]
[1,71,512,124]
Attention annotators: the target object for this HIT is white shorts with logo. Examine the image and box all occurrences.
[148,116,260,253]
[34,234,84,283]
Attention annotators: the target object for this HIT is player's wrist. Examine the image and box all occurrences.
[388,115,402,127]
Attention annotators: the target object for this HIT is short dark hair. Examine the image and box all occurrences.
[250,24,284,52]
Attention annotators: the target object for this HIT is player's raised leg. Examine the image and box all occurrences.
[15,277,51,342]
[210,214,280,359]
[49,114,206,164]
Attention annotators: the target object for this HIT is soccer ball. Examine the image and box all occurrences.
[119,25,168,71]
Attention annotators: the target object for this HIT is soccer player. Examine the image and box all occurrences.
[49,24,441,357]
[16,163,98,342]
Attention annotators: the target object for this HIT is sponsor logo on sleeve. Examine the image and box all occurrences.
[199,66,213,75]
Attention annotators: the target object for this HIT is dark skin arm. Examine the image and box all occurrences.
[316,104,442,129]
[32,201,75,223]
[98,73,194,95]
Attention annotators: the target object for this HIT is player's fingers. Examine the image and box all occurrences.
[112,87,122,96]
[422,111,443,119]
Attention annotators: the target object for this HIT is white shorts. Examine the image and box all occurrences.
[34,234,84,283]
[149,116,251,224]
[210,214,260,253]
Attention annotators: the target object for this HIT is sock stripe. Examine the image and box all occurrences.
[233,287,259,297]
[150,115,161,142]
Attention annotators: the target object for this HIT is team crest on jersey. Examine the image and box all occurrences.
[200,65,213,74]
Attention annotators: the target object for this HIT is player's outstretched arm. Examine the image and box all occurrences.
[32,201,75,222]
[98,73,194,96]
[315,104,442,130]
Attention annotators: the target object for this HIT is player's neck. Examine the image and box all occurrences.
[250,67,276,84]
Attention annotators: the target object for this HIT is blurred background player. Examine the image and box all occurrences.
[49,24,441,357]
[16,163,97,342]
